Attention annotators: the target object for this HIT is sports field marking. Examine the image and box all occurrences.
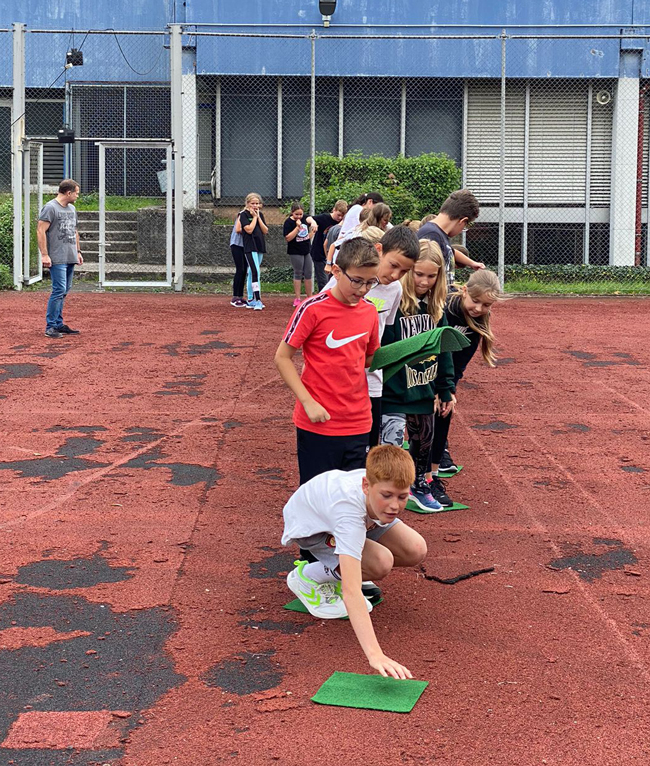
[457,411,650,685]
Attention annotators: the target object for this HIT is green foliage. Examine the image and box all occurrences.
[0,196,12,267]
[301,152,461,222]
[0,264,13,290]
[502,264,650,284]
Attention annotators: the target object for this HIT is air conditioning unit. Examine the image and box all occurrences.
[595,90,612,106]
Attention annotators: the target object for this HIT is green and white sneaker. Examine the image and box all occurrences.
[287,560,374,619]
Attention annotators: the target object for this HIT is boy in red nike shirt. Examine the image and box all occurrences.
[275,237,381,485]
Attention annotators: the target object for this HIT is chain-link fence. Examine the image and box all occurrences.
[4,26,650,291]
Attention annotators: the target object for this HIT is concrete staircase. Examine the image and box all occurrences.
[77,210,138,264]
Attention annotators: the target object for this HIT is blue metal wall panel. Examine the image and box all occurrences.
[0,0,171,30]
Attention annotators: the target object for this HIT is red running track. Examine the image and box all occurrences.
[0,292,649,765]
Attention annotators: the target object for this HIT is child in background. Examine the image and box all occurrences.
[307,200,348,292]
[229,212,247,307]
[380,240,456,511]
[401,218,422,234]
[283,444,426,678]
[284,202,315,307]
[428,269,505,497]
[338,192,384,240]
[239,193,268,311]
[326,207,373,271]
[418,190,483,285]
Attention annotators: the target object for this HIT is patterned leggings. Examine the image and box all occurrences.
[380,412,434,494]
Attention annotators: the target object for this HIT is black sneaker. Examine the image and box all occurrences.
[439,449,459,474]
[362,581,382,604]
[299,548,317,563]
[44,328,63,338]
[429,476,453,507]
[57,324,80,334]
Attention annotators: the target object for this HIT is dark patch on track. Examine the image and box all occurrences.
[200,330,222,335]
[122,447,219,489]
[0,748,124,765]
[0,454,109,482]
[472,420,518,431]
[155,374,206,397]
[187,338,232,355]
[110,341,135,351]
[0,592,184,752]
[222,419,242,429]
[563,350,597,360]
[0,363,43,383]
[621,465,646,473]
[203,651,282,695]
[15,554,135,590]
[224,352,240,357]
[57,437,104,458]
[567,423,590,432]
[549,539,637,582]
[496,357,515,365]
[47,426,107,434]
[249,551,295,580]
[238,618,309,635]
[162,342,181,357]
[201,416,219,423]
[255,467,286,482]
[118,393,139,399]
[122,426,165,443]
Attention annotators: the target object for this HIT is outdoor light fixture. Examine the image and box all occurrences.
[65,48,84,68]
[319,0,337,27]
[57,127,75,143]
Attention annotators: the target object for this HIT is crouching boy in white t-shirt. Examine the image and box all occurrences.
[282,444,427,679]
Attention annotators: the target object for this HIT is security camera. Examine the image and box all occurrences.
[319,0,336,27]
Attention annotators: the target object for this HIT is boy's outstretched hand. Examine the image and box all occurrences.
[303,400,331,423]
[370,654,413,680]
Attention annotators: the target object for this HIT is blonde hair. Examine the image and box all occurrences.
[244,192,263,206]
[366,445,415,488]
[361,203,392,231]
[448,269,504,367]
[399,239,446,323]
[401,219,421,233]
[420,214,436,225]
[359,226,385,244]
[333,199,348,214]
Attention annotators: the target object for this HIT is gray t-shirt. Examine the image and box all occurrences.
[39,200,78,265]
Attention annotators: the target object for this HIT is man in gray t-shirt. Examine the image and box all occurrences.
[38,179,83,338]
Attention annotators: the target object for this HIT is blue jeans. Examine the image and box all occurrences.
[46,263,75,330]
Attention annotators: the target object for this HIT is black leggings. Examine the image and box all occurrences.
[230,244,246,298]
[430,410,453,465]
[381,412,434,494]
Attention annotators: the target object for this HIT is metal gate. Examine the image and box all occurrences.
[97,141,173,288]
[22,140,44,286]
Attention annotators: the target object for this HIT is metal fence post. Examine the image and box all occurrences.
[310,30,316,216]
[498,29,506,287]
[12,22,25,290]
[170,24,184,291]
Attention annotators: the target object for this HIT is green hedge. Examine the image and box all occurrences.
[0,264,13,290]
[0,196,12,268]
[299,152,461,222]
[497,264,650,284]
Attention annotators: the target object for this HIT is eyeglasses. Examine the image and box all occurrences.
[340,269,380,291]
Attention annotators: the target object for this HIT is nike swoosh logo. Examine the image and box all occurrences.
[325,330,368,349]
[377,309,389,314]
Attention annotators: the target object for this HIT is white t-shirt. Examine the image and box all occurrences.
[338,204,363,240]
[323,277,402,397]
[282,469,374,560]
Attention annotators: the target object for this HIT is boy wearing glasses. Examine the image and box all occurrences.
[275,237,382,486]
[418,189,483,285]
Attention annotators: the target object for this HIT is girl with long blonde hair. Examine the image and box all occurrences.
[379,239,456,512]
[428,269,505,501]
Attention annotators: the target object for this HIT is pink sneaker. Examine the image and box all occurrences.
[292,298,301,307]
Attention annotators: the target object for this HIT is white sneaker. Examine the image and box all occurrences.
[288,561,373,618]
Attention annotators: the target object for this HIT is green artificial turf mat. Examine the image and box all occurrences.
[438,465,463,478]
[284,597,382,615]
[405,499,469,514]
[311,671,428,713]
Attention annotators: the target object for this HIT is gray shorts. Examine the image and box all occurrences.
[295,519,401,571]
[290,253,313,280]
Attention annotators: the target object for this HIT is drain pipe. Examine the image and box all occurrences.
[635,83,648,267]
